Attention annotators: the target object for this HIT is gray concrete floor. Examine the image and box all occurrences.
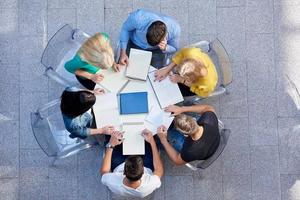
[1,0,300,199]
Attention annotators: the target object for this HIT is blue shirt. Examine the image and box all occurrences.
[119,9,181,53]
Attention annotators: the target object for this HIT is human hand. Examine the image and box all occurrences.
[157,125,167,140]
[101,126,115,135]
[164,105,183,116]
[168,73,184,83]
[113,63,123,72]
[109,131,123,147]
[141,129,154,144]
[91,73,104,83]
[119,51,129,66]
[154,67,170,82]
[158,38,167,51]
[93,88,105,95]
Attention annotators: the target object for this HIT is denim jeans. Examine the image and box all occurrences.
[167,126,185,152]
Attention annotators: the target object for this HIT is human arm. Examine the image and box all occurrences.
[157,126,186,166]
[75,69,104,83]
[163,21,180,53]
[90,125,115,136]
[154,62,177,81]
[142,129,164,178]
[100,131,123,175]
[163,34,180,54]
[164,104,215,116]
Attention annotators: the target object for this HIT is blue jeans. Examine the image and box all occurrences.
[167,125,185,152]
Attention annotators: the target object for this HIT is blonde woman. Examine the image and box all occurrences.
[156,104,220,166]
[65,32,121,90]
[154,47,218,97]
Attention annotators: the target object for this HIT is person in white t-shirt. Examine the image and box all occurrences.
[100,130,164,198]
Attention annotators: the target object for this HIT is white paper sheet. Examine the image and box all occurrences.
[122,123,145,155]
[93,93,122,130]
[148,71,184,108]
[126,48,152,81]
[97,67,129,93]
[144,106,174,135]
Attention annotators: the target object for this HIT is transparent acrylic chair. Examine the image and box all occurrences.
[185,120,230,170]
[41,24,91,87]
[30,98,96,166]
[184,38,233,103]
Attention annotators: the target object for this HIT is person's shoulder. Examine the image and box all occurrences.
[141,174,161,188]
[101,173,123,185]
[198,111,218,123]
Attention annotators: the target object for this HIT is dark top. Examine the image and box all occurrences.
[180,111,220,162]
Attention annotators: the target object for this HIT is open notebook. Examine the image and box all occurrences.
[126,48,152,81]
[148,70,184,108]
[97,67,129,93]
[93,92,121,130]
[122,123,145,155]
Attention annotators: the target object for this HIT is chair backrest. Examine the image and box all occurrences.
[30,98,91,158]
[41,24,90,85]
[210,39,232,87]
[196,128,230,169]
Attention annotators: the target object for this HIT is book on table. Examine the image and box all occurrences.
[97,66,129,93]
[126,48,152,81]
[122,123,145,155]
[93,92,121,130]
[119,92,149,114]
[148,70,184,109]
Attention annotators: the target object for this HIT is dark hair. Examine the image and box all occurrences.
[146,21,167,46]
[60,90,96,117]
[124,156,144,182]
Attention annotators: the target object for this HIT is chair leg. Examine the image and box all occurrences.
[50,157,57,167]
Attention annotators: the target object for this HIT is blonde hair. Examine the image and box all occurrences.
[77,33,114,69]
[177,58,207,84]
[174,114,199,136]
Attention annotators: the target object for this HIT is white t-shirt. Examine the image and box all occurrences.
[101,162,161,198]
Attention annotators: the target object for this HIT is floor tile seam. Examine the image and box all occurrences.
[17,0,21,199]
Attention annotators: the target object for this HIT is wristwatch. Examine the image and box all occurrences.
[105,142,114,149]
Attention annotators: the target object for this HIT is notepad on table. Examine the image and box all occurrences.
[148,71,184,108]
[93,92,121,130]
[126,48,152,81]
[119,92,149,114]
[97,67,129,93]
[122,123,145,155]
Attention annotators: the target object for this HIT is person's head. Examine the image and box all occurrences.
[77,32,114,69]
[146,21,167,46]
[173,114,199,136]
[176,58,207,84]
[60,90,96,117]
[124,156,144,182]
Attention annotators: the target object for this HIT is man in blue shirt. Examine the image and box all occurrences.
[118,9,181,68]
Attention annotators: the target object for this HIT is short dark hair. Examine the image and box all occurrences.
[146,21,167,46]
[60,90,96,117]
[124,156,144,182]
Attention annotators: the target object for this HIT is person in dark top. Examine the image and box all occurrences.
[156,104,220,165]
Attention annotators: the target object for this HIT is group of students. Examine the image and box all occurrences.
[60,9,221,198]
